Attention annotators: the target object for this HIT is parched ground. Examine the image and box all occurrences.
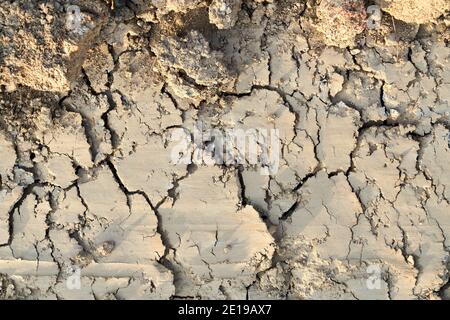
[0,0,449,300]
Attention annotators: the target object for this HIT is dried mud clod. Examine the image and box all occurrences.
[376,0,450,24]
[0,0,110,93]
[314,0,368,48]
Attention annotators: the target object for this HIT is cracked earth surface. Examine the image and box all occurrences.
[0,0,449,300]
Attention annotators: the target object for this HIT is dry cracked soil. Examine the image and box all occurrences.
[0,0,449,300]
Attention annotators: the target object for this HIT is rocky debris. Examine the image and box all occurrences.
[0,0,109,93]
[209,0,243,29]
[82,43,114,94]
[314,0,367,48]
[376,0,450,24]
[152,30,233,101]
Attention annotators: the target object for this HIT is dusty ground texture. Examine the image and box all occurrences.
[0,0,449,300]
